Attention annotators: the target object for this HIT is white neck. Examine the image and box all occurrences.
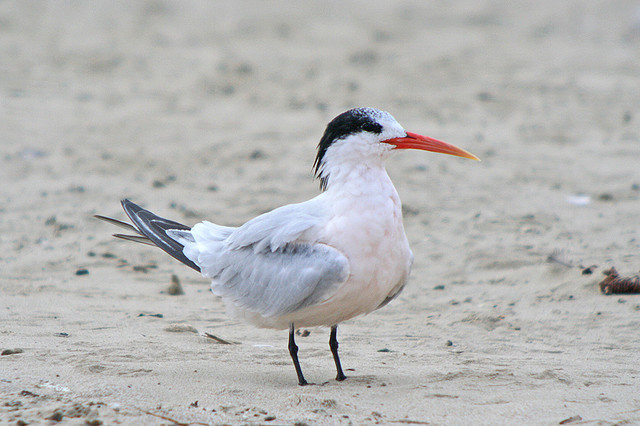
[323,161,398,201]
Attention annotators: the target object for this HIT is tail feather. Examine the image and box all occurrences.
[93,215,141,234]
[95,199,201,272]
[113,233,155,246]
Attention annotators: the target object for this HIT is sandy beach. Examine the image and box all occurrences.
[2,1,640,424]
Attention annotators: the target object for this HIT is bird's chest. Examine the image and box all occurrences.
[321,190,412,298]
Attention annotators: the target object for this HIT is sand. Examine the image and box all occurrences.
[2,1,640,424]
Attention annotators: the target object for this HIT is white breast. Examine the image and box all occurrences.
[247,166,413,329]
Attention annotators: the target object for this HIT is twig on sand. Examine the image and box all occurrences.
[142,409,209,426]
[204,331,235,345]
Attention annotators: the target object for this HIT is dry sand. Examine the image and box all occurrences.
[2,1,640,424]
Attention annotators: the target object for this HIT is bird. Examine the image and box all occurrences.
[95,107,478,386]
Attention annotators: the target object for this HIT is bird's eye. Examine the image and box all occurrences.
[361,122,383,134]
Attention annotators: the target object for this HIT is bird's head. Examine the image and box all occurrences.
[313,108,478,190]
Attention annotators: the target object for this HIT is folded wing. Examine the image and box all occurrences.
[171,197,349,317]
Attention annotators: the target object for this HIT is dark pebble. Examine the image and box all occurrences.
[477,91,494,102]
[1,348,24,356]
[433,285,445,290]
[133,265,157,272]
[167,274,185,295]
[48,410,64,421]
[349,50,378,66]
[75,269,89,276]
[581,265,597,275]
[249,149,266,160]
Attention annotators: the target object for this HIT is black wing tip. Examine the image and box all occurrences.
[119,200,201,272]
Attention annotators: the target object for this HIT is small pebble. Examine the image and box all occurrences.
[581,266,597,275]
[249,149,266,160]
[445,340,454,347]
[164,324,198,333]
[167,274,185,295]
[476,91,494,102]
[433,285,445,290]
[133,264,157,273]
[75,268,89,276]
[48,410,64,421]
[138,313,163,318]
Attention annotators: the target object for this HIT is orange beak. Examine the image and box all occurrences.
[384,132,479,161]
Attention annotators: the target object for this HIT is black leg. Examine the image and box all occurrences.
[288,323,308,386]
[330,325,347,381]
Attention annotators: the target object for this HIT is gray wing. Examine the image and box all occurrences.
[170,196,349,317]
[198,241,349,318]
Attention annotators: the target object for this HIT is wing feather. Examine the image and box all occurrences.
[183,196,347,317]
[224,201,324,252]
[199,241,349,317]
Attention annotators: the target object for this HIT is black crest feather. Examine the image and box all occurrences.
[313,108,384,190]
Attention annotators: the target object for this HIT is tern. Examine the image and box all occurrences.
[95,107,478,385]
